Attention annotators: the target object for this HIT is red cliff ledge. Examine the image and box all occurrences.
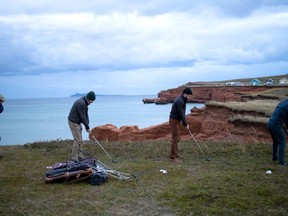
[143,85,283,104]
[90,85,286,144]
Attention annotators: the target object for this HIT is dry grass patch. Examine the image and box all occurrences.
[207,99,279,116]
[251,87,288,97]
[229,114,269,124]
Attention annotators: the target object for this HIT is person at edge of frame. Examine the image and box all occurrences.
[169,87,193,163]
[68,91,96,161]
[0,94,5,158]
[0,94,4,114]
[267,99,288,166]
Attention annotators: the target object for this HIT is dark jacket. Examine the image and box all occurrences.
[169,95,188,126]
[68,96,90,130]
[268,99,288,128]
[0,104,3,113]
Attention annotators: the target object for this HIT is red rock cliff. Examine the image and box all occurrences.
[144,85,282,104]
[90,85,286,144]
[90,104,271,144]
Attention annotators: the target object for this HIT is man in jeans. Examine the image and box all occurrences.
[68,91,96,160]
[267,99,288,166]
[169,88,193,162]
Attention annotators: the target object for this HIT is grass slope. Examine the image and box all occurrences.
[187,74,287,86]
[1,140,287,216]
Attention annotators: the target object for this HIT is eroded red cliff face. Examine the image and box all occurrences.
[145,85,281,104]
[90,85,274,144]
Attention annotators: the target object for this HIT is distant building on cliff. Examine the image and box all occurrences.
[279,78,288,85]
[250,79,261,86]
[225,81,243,86]
[264,78,276,85]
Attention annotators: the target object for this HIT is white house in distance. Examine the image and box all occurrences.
[250,79,261,86]
[264,78,276,85]
[225,81,243,86]
[279,78,288,85]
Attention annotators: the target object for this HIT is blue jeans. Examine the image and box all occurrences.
[267,123,286,164]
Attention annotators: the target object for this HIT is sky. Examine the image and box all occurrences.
[0,0,288,99]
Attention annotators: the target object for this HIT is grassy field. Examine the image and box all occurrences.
[1,139,287,216]
[186,74,287,86]
[221,74,287,84]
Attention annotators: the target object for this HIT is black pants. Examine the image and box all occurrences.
[267,123,286,164]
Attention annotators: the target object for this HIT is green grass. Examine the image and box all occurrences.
[1,140,287,216]
[186,74,287,86]
[221,74,287,84]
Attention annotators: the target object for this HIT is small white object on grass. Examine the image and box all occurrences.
[160,169,167,174]
[266,170,272,174]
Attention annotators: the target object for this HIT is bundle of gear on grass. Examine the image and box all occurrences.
[45,150,132,186]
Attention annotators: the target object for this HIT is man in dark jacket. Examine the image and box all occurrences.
[0,95,4,155]
[169,88,193,162]
[68,91,96,160]
[0,94,5,114]
[267,99,288,166]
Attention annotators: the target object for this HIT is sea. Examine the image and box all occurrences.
[0,95,204,146]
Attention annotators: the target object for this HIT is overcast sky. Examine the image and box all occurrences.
[0,0,287,99]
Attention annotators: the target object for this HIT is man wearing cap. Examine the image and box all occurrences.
[169,88,193,162]
[68,91,96,160]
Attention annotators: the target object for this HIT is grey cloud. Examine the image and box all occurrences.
[0,28,38,75]
[0,0,287,80]
[1,0,287,16]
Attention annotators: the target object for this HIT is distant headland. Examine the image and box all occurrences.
[70,93,86,97]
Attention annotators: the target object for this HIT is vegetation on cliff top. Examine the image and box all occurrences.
[206,87,288,125]
[186,73,287,86]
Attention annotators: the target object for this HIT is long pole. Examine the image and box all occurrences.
[89,132,118,163]
[188,129,211,161]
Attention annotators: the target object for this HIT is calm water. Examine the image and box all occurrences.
[0,95,204,145]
